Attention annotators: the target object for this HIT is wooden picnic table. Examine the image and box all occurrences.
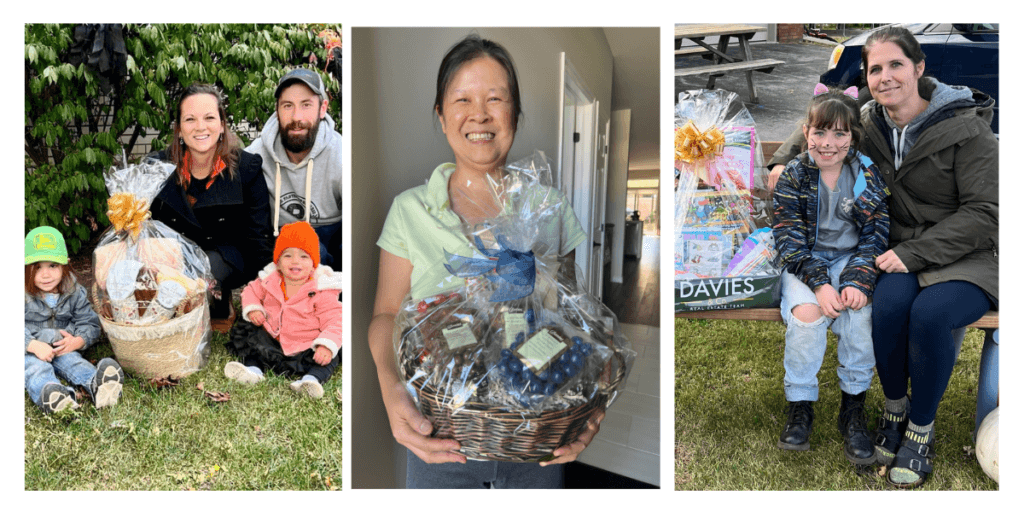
[674,24,785,103]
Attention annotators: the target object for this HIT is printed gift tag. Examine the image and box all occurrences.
[503,309,528,348]
[441,323,478,351]
[515,328,569,373]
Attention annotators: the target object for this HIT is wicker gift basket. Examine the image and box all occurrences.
[90,157,213,379]
[397,292,629,461]
[92,281,210,379]
[393,152,634,462]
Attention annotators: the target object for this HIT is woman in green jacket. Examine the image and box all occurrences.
[768,26,997,488]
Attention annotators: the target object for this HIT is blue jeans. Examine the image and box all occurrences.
[25,351,97,407]
[405,449,564,489]
[313,222,341,270]
[780,251,874,402]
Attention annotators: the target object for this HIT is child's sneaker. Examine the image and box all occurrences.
[224,361,265,384]
[289,375,323,399]
[40,382,80,414]
[89,358,125,409]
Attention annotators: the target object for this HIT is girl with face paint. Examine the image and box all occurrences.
[771,85,891,467]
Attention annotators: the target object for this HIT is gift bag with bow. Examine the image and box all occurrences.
[674,90,780,310]
[91,156,214,378]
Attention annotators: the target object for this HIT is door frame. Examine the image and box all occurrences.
[556,52,602,294]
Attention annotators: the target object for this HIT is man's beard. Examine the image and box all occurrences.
[280,119,320,154]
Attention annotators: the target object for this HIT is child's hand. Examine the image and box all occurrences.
[52,330,85,356]
[814,284,844,319]
[313,345,333,366]
[27,340,55,362]
[249,311,266,326]
[840,287,868,310]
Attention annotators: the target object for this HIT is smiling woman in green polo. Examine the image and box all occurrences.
[366,35,591,489]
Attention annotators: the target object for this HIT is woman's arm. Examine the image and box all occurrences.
[891,129,999,272]
[369,248,466,464]
[241,152,275,269]
[766,124,806,190]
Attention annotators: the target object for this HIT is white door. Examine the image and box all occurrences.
[557,53,604,295]
[585,114,608,298]
[607,109,631,284]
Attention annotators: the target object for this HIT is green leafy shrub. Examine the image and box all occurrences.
[25,23,342,255]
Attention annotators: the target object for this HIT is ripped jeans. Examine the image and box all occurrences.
[780,251,874,402]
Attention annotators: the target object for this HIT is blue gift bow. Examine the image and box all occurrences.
[443,235,535,302]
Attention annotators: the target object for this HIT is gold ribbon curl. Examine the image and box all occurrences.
[675,120,725,164]
[107,192,151,239]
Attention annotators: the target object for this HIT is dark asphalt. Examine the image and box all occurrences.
[674,41,838,143]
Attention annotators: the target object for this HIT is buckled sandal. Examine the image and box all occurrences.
[874,408,908,466]
[887,432,934,488]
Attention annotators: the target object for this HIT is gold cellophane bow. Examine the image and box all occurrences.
[107,192,151,239]
[675,120,725,164]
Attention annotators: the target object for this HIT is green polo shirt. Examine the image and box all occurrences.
[378,163,586,301]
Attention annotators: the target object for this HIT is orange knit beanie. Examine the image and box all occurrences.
[274,221,320,268]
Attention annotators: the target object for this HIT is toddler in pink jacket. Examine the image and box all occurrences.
[224,221,342,398]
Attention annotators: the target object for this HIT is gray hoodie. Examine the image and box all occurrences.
[877,77,975,170]
[246,112,343,235]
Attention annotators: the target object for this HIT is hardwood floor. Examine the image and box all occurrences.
[601,235,660,327]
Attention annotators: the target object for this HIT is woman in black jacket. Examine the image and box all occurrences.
[151,84,274,331]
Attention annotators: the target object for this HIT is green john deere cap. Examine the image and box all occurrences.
[25,226,68,265]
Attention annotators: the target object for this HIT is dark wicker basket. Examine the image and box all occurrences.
[404,351,627,462]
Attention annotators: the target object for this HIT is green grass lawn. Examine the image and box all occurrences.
[24,331,342,491]
[675,318,996,491]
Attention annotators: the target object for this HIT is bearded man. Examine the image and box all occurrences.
[248,68,343,269]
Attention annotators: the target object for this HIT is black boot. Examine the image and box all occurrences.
[778,400,814,451]
[838,391,875,464]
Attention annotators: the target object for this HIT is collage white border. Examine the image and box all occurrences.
[7,2,1018,505]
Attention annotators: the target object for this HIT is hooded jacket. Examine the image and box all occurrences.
[24,278,101,351]
[862,78,998,305]
[246,113,343,236]
[773,150,890,296]
[240,263,343,357]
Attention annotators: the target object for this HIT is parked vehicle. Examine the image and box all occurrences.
[819,23,998,134]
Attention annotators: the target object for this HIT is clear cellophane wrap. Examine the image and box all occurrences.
[91,157,214,378]
[674,89,778,279]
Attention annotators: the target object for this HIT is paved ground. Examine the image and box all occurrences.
[674,41,837,143]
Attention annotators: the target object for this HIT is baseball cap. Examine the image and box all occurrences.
[25,226,69,265]
[275,68,327,101]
